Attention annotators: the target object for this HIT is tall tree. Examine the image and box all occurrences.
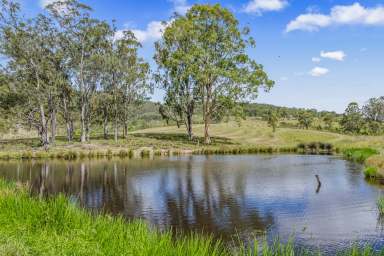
[47,0,110,143]
[363,97,384,122]
[298,111,313,130]
[155,16,199,140]
[0,1,64,148]
[340,102,363,134]
[102,29,151,142]
[185,5,273,144]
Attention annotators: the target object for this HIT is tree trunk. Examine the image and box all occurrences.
[80,103,87,143]
[203,85,212,144]
[39,104,49,149]
[204,114,211,144]
[123,122,128,138]
[63,97,73,142]
[50,107,56,145]
[186,113,193,141]
[66,121,73,142]
[114,118,118,142]
[103,116,108,140]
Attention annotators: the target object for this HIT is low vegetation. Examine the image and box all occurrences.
[0,179,382,256]
[343,148,380,163]
[377,197,384,216]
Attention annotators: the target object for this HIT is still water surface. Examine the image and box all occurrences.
[0,155,383,253]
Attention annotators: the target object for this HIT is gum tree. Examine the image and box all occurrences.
[102,29,151,142]
[0,1,64,148]
[47,0,110,143]
[157,5,274,144]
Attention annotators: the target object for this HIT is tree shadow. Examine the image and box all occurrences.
[131,133,236,146]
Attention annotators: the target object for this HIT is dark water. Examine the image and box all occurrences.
[0,155,383,254]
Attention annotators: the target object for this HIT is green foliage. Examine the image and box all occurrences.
[377,197,384,215]
[298,111,314,129]
[364,167,379,179]
[266,110,279,132]
[343,148,379,163]
[155,4,273,144]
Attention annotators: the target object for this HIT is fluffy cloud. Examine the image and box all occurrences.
[309,67,329,77]
[115,21,171,43]
[169,0,191,15]
[131,21,168,43]
[286,3,384,32]
[244,0,288,14]
[320,50,346,61]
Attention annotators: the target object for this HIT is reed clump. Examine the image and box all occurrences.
[377,197,384,215]
[364,166,380,179]
[343,148,379,163]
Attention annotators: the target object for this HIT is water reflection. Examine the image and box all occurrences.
[0,155,383,253]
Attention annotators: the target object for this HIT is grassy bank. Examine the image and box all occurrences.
[0,179,382,256]
[1,119,381,159]
[343,148,384,179]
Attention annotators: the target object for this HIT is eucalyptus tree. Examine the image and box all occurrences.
[158,5,274,144]
[363,97,384,122]
[102,29,151,141]
[155,16,199,140]
[340,102,363,134]
[47,0,110,143]
[297,111,313,130]
[0,1,65,147]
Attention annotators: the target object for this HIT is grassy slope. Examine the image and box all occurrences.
[134,119,384,150]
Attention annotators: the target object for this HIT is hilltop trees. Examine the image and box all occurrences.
[155,4,274,144]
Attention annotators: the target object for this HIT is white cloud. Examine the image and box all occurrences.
[131,21,167,43]
[309,67,329,77]
[320,50,346,61]
[312,57,321,63]
[169,0,191,15]
[116,20,172,43]
[39,0,58,8]
[244,0,288,14]
[286,3,384,32]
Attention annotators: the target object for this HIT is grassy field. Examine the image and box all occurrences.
[133,119,384,150]
[0,179,381,256]
[0,119,383,173]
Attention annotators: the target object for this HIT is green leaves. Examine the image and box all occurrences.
[156,4,274,143]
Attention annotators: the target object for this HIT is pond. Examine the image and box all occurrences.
[0,154,383,254]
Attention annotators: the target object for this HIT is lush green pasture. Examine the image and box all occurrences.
[0,179,382,256]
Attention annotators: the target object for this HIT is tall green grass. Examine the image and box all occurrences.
[343,148,379,163]
[0,179,382,256]
[377,197,384,215]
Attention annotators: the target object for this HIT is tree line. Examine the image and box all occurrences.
[0,1,274,146]
[261,98,384,135]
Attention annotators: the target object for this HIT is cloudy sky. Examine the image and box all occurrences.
[21,0,384,112]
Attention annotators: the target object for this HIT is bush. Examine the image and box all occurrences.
[343,148,379,163]
[364,167,379,179]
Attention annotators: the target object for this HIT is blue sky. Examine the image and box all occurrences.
[19,0,384,112]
